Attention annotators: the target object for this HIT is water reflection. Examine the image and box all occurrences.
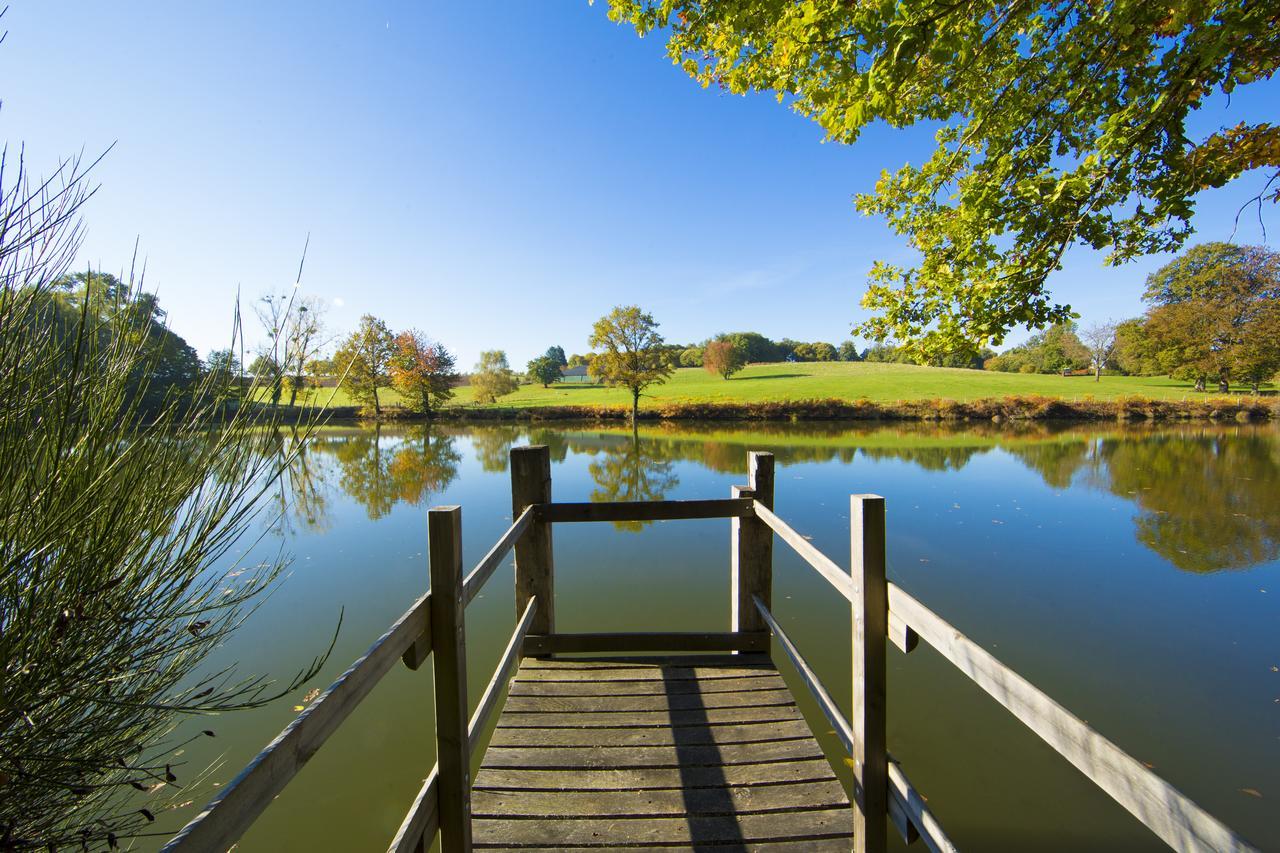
[271,421,1279,572]
[1098,431,1280,572]
[583,431,679,531]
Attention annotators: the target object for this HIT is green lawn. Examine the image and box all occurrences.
[277,362,1266,412]
[449,362,1251,410]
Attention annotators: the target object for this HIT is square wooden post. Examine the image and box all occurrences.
[510,445,554,635]
[731,451,774,634]
[428,506,471,852]
[851,494,888,853]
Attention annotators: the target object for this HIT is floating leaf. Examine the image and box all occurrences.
[1240,788,1262,798]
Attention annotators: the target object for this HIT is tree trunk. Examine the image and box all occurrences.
[1252,380,1260,395]
[1218,377,1230,394]
[288,375,299,407]
[631,389,639,424]
[372,385,381,415]
[1094,363,1101,382]
[1194,377,1206,392]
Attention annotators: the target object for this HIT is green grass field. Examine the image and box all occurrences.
[281,362,1268,412]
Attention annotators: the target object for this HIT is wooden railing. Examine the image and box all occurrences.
[164,445,1258,853]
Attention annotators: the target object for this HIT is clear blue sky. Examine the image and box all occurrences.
[1,2,1275,366]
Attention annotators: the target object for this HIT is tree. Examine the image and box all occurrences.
[1112,319,1161,376]
[527,354,563,388]
[1141,243,1280,392]
[810,342,838,362]
[282,295,329,406]
[985,324,1089,374]
[205,348,241,397]
[1081,321,1119,382]
[333,314,395,414]
[838,341,861,362]
[609,1,1280,358]
[544,345,567,367]
[721,331,784,363]
[679,346,703,367]
[253,293,290,405]
[471,350,520,403]
[702,339,746,379]
[567,353,590,368]
[588,305,674,422]
[390,330,459,416]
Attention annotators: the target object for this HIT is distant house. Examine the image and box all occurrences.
[560,364,592,384]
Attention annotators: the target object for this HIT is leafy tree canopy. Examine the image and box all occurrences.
[527,354,564,387]
[608,0,1280,357]
[588,305,673,420]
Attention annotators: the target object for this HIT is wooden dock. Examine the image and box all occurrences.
[163,445,1260,853]
[472,655,852,851]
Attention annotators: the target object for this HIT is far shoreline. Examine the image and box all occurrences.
[260,394,1280,425]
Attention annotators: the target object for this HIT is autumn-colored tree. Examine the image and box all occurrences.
[702,339,745,379]
[609,1,1280,358]
[390,329,458,416]
[471,350,519,403]
[1141,243,1280,392]
[588,305,673,422]
[333,314,395,414]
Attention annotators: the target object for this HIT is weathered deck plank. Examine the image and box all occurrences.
[473,655,852,850]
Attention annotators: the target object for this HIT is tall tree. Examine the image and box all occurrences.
[1081,321,1118,382]
[608,1,1280,358]
[253,293,290,405]
[333,314,395,414]
[283,295,329,406]
[390,330,459,416]
[702,339,745,379]
[527,355,563,388]
[1141,243,1280,392]
[588,305,673,422]
[471,350,520,403]
[544,345,568,367]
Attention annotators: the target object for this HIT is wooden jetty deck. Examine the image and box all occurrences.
[472,655,852,851]
[163,446,1260,853]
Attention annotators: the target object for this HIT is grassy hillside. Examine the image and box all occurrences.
[278,362,1269,412]
[447,362,1247,410]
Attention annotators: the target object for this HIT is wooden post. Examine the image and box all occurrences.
[511,445,554,635]
[731,451,774,634]
[851,494,888,853]
[429,506,471,852]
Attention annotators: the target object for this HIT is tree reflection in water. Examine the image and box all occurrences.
[1098,430,1280,572]
[306,426,461,521]
[587,430,679,531]
[283,421,1280,572]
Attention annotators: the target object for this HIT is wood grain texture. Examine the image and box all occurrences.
[851,495,888,853]
[538,497,753,523]
[522,631,769,655]
[472,655,852,849]
[510,446,554,635]
[428,506,471,852]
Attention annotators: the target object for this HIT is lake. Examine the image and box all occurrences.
[163,420,1279,851]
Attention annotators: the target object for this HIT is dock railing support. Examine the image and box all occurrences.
[852,494,888,853]
[511,445,554,636]
[731,451,774,634]
[429,507,471,852]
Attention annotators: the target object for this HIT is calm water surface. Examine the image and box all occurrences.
[161,421,1278,852]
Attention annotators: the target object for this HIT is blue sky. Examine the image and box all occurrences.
[1,2,1275,366]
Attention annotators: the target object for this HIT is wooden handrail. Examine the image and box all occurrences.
[163,592,433,853]
[752,501,856,602]
[462,506,533,606]
[387,766,440,853]
[522,631,769,655]
[753,596,955,853]
[537,498,754,524]
[887,583,1259,853]
[469,597,538,755]
[391,596,538,853]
